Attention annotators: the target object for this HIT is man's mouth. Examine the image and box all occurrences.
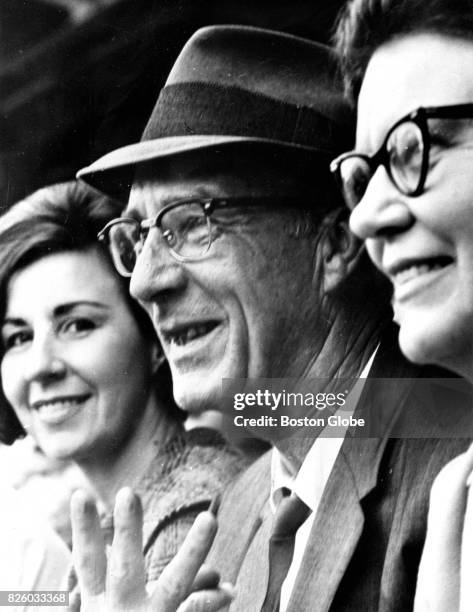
[388,256,454,286]
[163,321,221,347]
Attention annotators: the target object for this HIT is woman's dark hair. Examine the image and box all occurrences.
[0,181,181,445]
[333,0,473,104]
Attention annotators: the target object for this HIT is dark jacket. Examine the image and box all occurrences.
[207,327,472,611]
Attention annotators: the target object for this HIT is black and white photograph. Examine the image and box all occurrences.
[1,1,473,610]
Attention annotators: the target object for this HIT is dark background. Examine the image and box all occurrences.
[0,0,345,209]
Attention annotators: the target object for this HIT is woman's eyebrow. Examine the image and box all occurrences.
[54,301,109,317]
[1,317,25,328]
[429,117,472,140]
[2,302,110,327]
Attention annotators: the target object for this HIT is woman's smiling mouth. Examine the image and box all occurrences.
[30,394,92,425]
[389,255,454,286]
[387,255,455,302]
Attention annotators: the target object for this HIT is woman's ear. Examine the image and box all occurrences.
[321,213,364,294]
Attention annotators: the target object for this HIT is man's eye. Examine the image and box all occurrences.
[2,330,32,350]
[181,215,209,239]
[172,213,206,234]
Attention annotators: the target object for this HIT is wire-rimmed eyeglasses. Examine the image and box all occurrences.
[330,103,473,210]
[98,196,304,277]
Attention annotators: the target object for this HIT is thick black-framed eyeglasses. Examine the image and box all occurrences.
[98,196,304,277]
[330,103,473,211]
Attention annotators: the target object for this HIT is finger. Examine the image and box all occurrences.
[70,489,107,605]
[191,565,220,591]
[429,444,473,523]
[66,589,81,612]
[415,444,473,612]
[152,511,218,610]
[427,446,473,549]
[177,583,235,612]
[460,475,473,611]
[108,487,147,608]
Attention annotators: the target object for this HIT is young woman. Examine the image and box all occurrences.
[0,181,247,592]
[333,1,473,609]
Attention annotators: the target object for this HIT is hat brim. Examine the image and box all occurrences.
[77,135,331,201]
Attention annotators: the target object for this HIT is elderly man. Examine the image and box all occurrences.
[74,25,470,612]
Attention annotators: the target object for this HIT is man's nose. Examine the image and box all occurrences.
[349,166,414,240]
[24,334,67,384]
[130,227,188,305]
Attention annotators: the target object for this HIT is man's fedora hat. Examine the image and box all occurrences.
[78,25,353,199]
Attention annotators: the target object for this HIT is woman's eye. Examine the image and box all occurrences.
[429,130,451,155]
[60,318,96,335]
[3,330,32,350]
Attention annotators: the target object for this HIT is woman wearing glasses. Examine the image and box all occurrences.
[0,181,246,595]
[333,0,473,609]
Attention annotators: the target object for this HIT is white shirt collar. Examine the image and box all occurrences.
[270,347,378,512]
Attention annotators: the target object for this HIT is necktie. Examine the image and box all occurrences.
[261,491,311,612]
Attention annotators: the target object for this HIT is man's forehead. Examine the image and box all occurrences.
[124,154,218,216]
[125,174,228,218]
[126,180,190,216]
[124,151,305,217]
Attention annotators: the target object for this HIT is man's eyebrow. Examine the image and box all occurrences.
[124,198,175,220]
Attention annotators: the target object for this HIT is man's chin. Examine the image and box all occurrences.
[172,371,222,415]
[185,410,223,431]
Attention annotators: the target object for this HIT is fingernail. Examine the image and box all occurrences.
[194,511,218,535]
[208,494,221,516]
[71,489,94,514]
[116,487,137,511]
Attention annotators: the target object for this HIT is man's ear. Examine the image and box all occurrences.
[321,214,363,294]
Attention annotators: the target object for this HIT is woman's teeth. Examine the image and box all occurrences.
[393,257,452,285]
[32,396,87,411]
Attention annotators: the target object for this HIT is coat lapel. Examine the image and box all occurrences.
[285,437,383,611]
[287,325,423,611]
[207,451,272,589]
[230,502,274,611]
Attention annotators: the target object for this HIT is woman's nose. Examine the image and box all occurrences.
[24,335,67,384]
[349,166,414,240]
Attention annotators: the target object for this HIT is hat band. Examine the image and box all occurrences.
[141,82,348,153]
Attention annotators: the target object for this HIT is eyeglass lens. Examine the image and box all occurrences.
[338,156,371,211]
[106,202,213,276]
[340,120,425,209]
[161,202,212,260]
[107,221,143,277]
[387,121,424,194]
